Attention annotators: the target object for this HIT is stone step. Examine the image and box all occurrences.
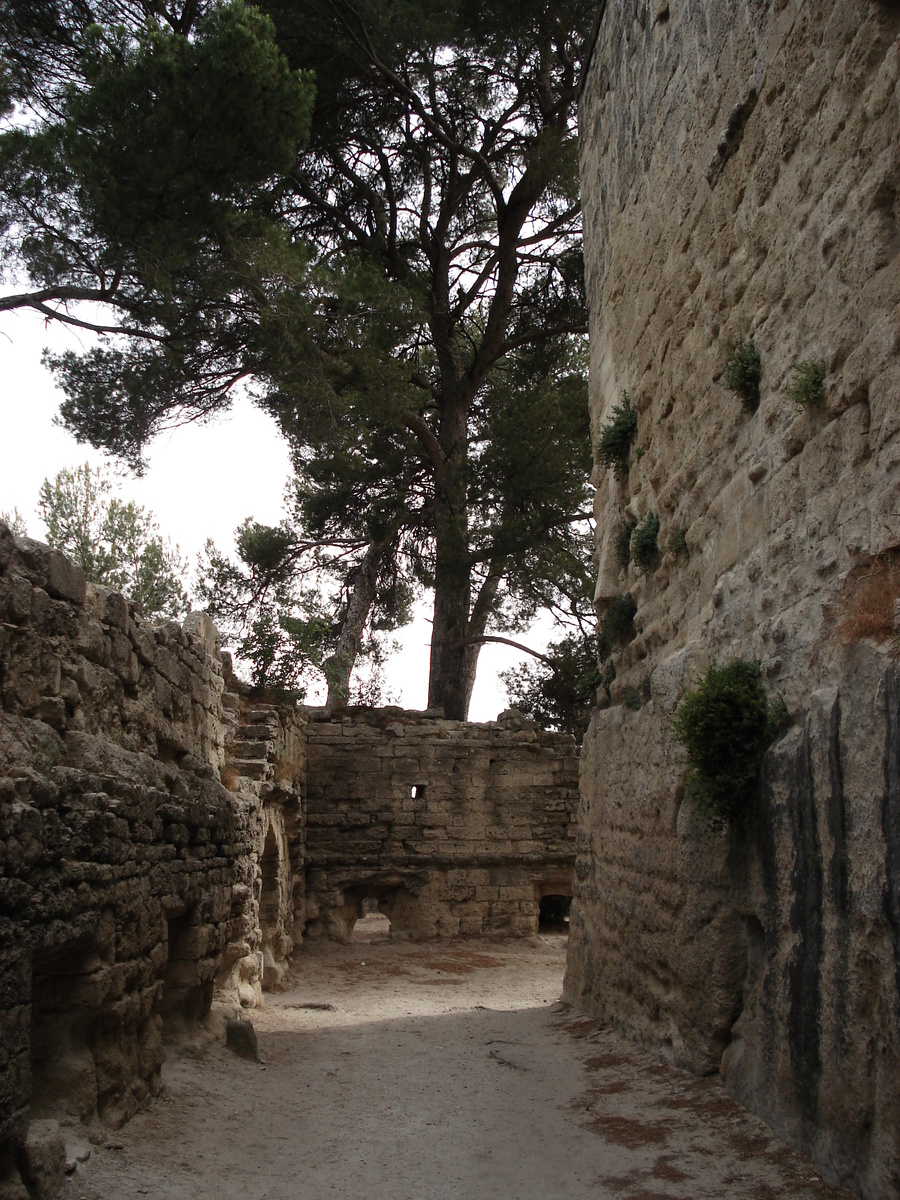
[229,739,273,760]
[229,758,271,781]
[237,720,280,739]
[241,707,279,723]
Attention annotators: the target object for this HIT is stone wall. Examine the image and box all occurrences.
[217,698,307,1002]
[303,709,579,941]
[0,520,581,1190]
[571,2,900,1196]
[0,525,247,1181]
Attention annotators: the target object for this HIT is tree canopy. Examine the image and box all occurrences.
[37,463,189,618]
[500,629,601,741]
[1,0,598,717]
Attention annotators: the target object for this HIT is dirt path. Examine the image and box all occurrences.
[68,933,853,1200]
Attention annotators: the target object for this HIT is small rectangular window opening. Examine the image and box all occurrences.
[411,784,426,799]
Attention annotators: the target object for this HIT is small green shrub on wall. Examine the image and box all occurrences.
[723,336,762,411]
[597,391,638,478]
[787,359,827,409]
[667,526,688,558]
[596,592,637,659]
[672,659,783,832]
[631,512,660,569]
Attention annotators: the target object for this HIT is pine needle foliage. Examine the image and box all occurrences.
[787,359,827,409]
[596,391,638,477]
[500,631,602,741]
[723,337,762,411]
[672,659,780,832]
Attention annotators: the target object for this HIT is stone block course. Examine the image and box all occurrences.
[574,1,900,1195]
[303,708,578,941]
[1,525,582,1185]
[0,531,255,1181]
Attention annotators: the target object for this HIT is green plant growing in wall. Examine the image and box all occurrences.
[671,659,784,832]
[723,336,762,411]
[597,391,639,478]
[596,592,637,659]
[614,517,637,570]
[599,658,616,694]
[787,359,827,409]
[667,526,689,558]
[631,512,660,570]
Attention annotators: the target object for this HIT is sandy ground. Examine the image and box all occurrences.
[66,925,855,1200]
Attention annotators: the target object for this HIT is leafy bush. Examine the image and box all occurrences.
[614,517,637,570]
[597,391,638,478]
[596,592,637,659]
[722,337,762,411]
[667,526,688,557]
[787,359,827,409]
[672,659,782,831]
[500,631,603,741]
[631,512,660,569]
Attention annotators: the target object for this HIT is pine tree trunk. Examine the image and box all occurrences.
[322,538,386,711]
[427,401,471,720]
[460,569,502,717]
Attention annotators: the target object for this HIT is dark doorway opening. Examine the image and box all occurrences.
[161,908,210,1033]
[352,897,392,942]
[539,894,572,933]
[29,938,99,1120]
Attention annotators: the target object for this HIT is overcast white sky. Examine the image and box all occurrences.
[0,306,544,720]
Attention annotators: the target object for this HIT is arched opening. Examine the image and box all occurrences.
[260,824,283,989]
[29,937,99,1120]
[352,896,392,942]
[160,907,210,1034]
[538,893,572,933]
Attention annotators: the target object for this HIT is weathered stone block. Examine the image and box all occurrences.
[16,540,85,606]
[16,1121,65,1200]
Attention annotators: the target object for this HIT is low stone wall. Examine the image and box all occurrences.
[0,526,243,1176]
[303,709,579,940]
[0,521,582,1189]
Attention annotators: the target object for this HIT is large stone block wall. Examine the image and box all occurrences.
[303,709,579,941]
[0,526,246,1175]
[571,2,900,1196]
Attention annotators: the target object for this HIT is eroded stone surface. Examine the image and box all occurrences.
[0,532,243,1170]
[572,2,900,1196]
[303,708,579,941]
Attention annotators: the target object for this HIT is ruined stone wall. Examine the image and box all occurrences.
[0,525,243,1173]
[303,709,579,941]
[217,698,306,1002]
[0,519,580,1193]
[570,2,900,1196]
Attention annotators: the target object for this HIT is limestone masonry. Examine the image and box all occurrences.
[303,709,577,940]
[0,520,577,1192]
[570,2,900,1197]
